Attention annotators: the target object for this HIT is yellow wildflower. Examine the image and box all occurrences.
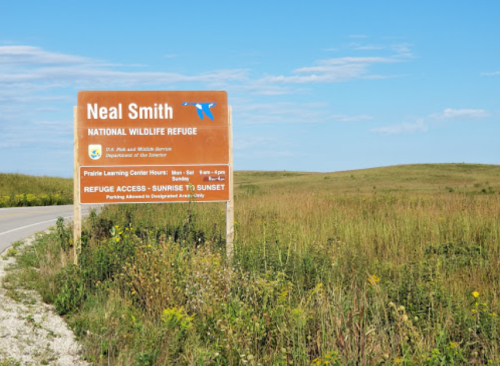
[472,291,479,298]
[368,274,380,285]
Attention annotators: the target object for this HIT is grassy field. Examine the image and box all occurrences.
[0,172,73,207]
[4,163,500,365]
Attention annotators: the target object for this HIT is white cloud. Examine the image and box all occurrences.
[0,93,69,103]
[481,71,500,76]
[0,66,249,86]
[431,108,489,120]
[0,140,21,148]
[32,120,71,127]
[328,114,373,122]
[0,42,409,102]
[234,101,370,125]
[236,101,327,124]
[348,40,412,57]
[371,119,427,135]
[0,45,91,65]
[349,43,383,51]
[0,46,248,87]
[391,43,413,58]
[226,82,296,96]
[262,56,400,84]
[371,107,490,136]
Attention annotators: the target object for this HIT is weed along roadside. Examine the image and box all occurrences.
[4,164,500,365]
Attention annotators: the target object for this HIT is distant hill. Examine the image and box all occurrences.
[2,163,498,200]
[235,163,500,195]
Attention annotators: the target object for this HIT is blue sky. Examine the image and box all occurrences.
[1,0,499,177]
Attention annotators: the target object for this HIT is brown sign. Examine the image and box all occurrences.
[80,165,229,204]
[77,91,228,166]
[77,91,229,203]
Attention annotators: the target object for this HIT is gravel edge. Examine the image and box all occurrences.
[0,233,90,366]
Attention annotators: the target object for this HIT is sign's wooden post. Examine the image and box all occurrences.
[73,106,81,265]
[226,106,234,260]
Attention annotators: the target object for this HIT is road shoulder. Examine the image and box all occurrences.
[0,233,89,366]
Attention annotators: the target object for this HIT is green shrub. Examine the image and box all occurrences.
[54,264,85,315]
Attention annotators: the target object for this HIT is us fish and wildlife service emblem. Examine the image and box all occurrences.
[88,144,102,160]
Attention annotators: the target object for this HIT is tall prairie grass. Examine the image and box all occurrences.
[0,172,72,207]
[5,164,500,365]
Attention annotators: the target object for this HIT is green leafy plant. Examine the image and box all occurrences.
[53,264,85,315]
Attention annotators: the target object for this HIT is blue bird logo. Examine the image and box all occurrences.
[182,102,217,120]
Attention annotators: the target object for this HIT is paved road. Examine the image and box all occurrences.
[0,205,100,254]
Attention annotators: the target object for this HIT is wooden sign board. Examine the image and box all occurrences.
[76,91,229,204]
